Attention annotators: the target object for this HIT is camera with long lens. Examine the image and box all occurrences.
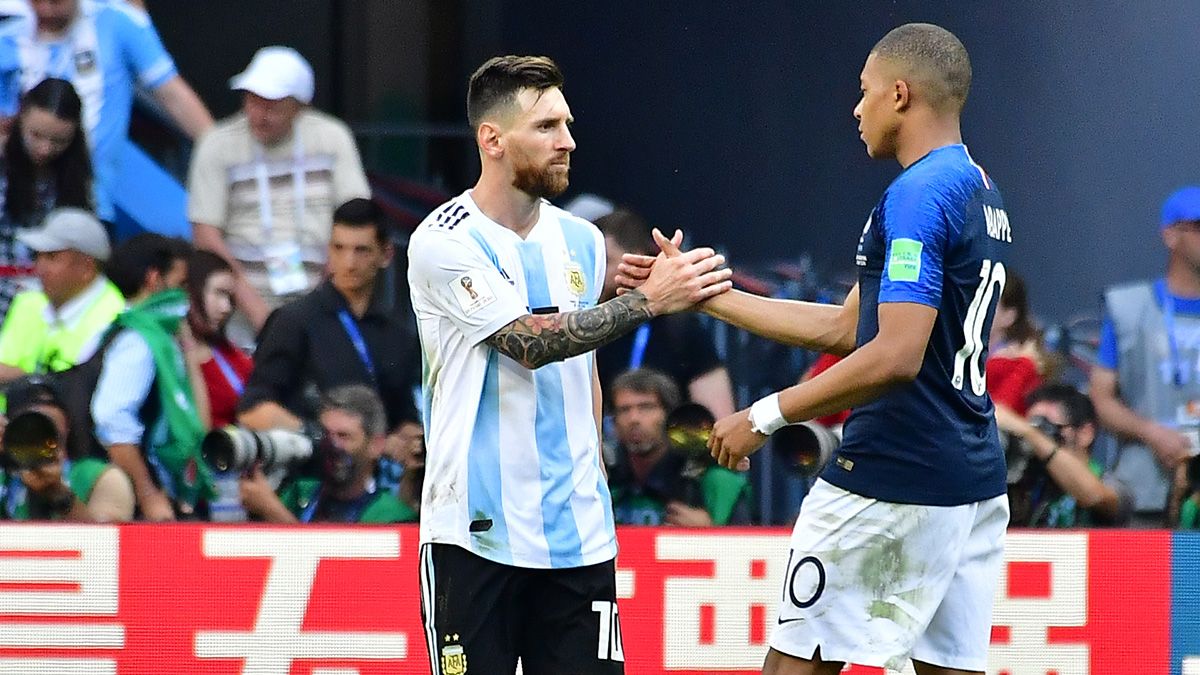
[1001,415,1065,484]
[201,426,316,475]
[0,410,61,471]
[773,421,840,477]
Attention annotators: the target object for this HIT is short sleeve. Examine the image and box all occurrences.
[878,182,949,308]
[408,232,527,346]
[329,121,370,201]
[186,130,228,227]
[110,5,176,89]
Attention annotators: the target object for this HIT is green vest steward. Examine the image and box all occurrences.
[0,280,124,374]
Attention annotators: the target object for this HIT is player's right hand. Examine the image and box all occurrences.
[636,229,732,314]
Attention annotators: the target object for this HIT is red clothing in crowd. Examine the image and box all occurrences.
[985,353,1042,415]
[199,341,254,429]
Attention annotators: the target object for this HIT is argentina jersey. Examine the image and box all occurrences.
[407,191,617,569]
[825,144,1011,506]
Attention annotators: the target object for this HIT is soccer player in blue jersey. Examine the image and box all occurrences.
[623,22,1011,675]
[408,56,731,674]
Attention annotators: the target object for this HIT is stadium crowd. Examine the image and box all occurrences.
[0,0,1197,531]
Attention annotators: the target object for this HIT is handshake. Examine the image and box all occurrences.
[613,228,733,315]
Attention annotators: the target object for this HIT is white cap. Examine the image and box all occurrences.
[229,46,314,104]
[18,208,111,261]
[562,193,615,222]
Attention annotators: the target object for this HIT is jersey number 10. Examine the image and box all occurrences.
[952,259,1007,395]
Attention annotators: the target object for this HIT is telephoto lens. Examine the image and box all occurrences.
[1,410,61,470]
[201,426,314,474]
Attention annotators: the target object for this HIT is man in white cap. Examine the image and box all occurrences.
[0,206,123,383]
[0,0,213,222]
[188,46,370,343]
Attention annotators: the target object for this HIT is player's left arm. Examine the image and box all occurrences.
[709,302,935,469]
[592,362,608,479]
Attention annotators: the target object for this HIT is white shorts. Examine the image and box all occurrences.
[771,479,1009,672]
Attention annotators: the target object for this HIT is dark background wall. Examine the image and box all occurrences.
[152,0,1200,322]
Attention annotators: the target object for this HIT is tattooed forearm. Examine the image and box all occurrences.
[485,290,653,369]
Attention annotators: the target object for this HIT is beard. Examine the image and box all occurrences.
[512,156,570,199]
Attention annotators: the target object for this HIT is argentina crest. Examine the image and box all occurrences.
[441,635,467,675]
[565,261,586,297]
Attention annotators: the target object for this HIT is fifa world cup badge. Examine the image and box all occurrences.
[441,634,467,675]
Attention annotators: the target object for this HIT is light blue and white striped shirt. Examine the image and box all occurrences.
[408,191,617,569]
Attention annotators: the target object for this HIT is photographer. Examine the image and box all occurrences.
[1,379,134,521]
[997,383,1132,527]
[238,384,411,524]
[607,368,751,526]
[378,415,423,522]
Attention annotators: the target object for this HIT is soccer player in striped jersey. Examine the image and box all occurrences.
[622,23,1011,675]
[407,55,731,674]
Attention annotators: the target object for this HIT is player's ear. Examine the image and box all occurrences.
[1163,227,1179,251]
[893,80,911,112]
[476,121,504,159]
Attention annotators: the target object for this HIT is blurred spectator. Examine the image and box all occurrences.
[801,353,851,427]
[0,208,119,383]
[0,78,92,315]
[185,249,251,429]
[237,198,418,439]
[91,233,211,521]
[1,376,133,521]
[1091,186,1200,527]
[239,384,412,523]
[0,0,213,221]
[606,368,750,526]
[997,383,1131,527]
[1171,455,1200,528]
[987,271,1048,415]
[378,414,422,520]
[189,46,370,342]
[594,208,735,418]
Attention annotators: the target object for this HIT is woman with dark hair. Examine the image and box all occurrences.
[185,249,253,429]
[0,78,93,317]
[987,271,1051,414]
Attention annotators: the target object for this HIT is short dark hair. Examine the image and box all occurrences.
[320,384,387,438]
[332,197,389,246]
[611,368,681,414]
[106,233,190,299]
[1026,384,1096,428]
[595,208,654,256]
[467,55,564,131]
[871,23,972,113]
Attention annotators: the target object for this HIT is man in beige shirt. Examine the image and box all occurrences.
[188,46,370,345]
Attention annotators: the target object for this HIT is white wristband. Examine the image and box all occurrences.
[749,393,788,436]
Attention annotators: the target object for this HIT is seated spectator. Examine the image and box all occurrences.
[185,250,252,429]
[91,233,212,521]
[0,78,92,316]
[189,46,370,341]
[997,383,1132,527]
[1,377,133,521]
[594,208,734,418]
[237,198,419,437]
[0,0,213,222]
[238,384,411,523]
[607,368,751,526]
[1172,456,1200,529]
[0,208,120,384]
[988,271,1049,415]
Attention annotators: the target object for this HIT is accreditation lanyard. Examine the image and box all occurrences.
[337,310,377,381]
[300,481,375,523]
[1158,279,1186,387]
[254,133,307,240]
[210,347,245,396]
[628,323,651,370]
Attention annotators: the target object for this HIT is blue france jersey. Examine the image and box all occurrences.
[823,144,1011,506]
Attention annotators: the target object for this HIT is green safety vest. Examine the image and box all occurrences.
[0,281,125,374]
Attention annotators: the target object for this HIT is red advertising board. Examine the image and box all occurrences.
[0,524,1174,674]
